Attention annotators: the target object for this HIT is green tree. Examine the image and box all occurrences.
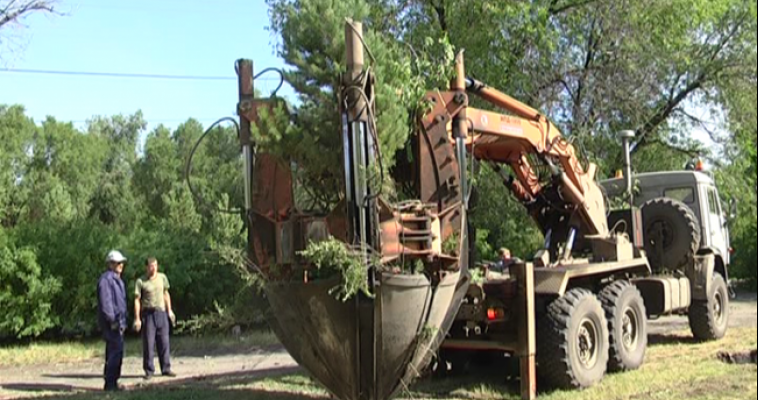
[13,218,119,334]
[184,121,244,218]
[87,113,146,228]
[718,134,758,285]
[267,0,451,210]
[0,106,254,336]
[134,125,181,218]
[163,183,203,233]
[469,165,544,260]
[0,245,61,339]
[38,118,107,218]
[0,105,36,228]
[18,117,107,223]
[716,58,757,284]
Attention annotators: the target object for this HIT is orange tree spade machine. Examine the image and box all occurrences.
[233,20,472,400]
[193,19,728,400]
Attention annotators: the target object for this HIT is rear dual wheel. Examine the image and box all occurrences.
[538,289,609,389]
[600,281,648,372]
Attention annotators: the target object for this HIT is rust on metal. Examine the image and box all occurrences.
[514,262,537,400]
[237,60,295,273]
[238,98,287,130]
[236,59,255,148]
[252,153,294,221]
[417,91,465,243]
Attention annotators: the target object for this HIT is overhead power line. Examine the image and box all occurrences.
[68,118,225,124]
[0,68,281,81]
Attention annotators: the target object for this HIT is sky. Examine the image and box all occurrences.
[0,0,292,135]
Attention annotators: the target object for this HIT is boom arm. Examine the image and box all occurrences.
[463,78,609,238]
[418,54,609,257]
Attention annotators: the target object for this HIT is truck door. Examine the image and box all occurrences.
[705,186,729,263]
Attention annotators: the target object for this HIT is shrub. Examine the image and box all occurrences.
[299,238,374,302]
[0,246,62,339]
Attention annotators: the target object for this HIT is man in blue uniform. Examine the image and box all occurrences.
[97,250,128,392]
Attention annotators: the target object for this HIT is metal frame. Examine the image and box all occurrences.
[440,263,536,400]
[534,259,651,296]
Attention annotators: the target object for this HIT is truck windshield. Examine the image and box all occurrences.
[664,187,695,204]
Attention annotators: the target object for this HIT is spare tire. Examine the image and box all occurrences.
[641,198,701,271]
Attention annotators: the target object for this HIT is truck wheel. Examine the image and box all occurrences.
[689,274,729,341]
[641,198,701,271]
[538,289,609,389]
[600,281,647,372]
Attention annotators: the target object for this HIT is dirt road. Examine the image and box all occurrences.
[0,346,298,399]
[0,292,755,400]
[648,290,757,336]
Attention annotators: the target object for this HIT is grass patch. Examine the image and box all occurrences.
[402,328,758,400]
[0,341,101,368]
[4,328,756,400]
[0,330,279,368]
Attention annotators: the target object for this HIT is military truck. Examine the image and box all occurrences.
[437,166,734,391]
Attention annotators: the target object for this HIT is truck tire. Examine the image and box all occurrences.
[642,198,701,271]
[538,289,609,389]
[689,274,729,341]
[600,281,647,372]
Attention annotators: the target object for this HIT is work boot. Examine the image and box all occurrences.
[104,384,125,392]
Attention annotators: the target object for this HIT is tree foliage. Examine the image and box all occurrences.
[265,0,454,210]
[716,55,757,285]
[0,244,61,339]
[0,108,248,338]
[299,237,375,302]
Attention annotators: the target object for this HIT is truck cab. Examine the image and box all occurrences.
[601,170,732,276]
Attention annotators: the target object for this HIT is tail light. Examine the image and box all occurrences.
[486,308,505,321]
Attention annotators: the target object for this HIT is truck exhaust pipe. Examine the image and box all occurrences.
[619,130,636,206]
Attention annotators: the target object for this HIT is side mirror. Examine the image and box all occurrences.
[728,198,738,221]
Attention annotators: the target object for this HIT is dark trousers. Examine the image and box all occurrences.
[142,309,171,375]
[103,329,124,390]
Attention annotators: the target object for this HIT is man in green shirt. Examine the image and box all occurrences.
[134,257,177,379]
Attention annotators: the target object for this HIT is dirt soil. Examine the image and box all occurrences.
[0,291,755,400]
